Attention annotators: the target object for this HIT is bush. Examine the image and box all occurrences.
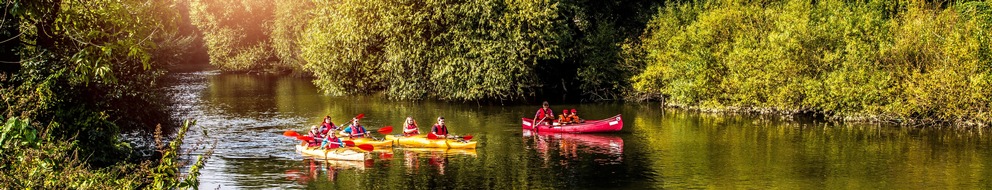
[631,0,992,125]
[0,118,214,190]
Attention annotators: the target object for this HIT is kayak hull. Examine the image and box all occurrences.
[385,135,477,149]
[348,137,394,148]
[295,143,368,161]
[521,114,623,133]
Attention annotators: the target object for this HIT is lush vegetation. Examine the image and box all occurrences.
[1,119,212,189]
[301,0,567,101]
[188,0,279,72]
[1,0,212,188]
[187,0,660,101]
[629,0,992,125]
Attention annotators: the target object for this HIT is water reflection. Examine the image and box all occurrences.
[522,130,624,166]
[166,69,992,189]
[396,148,478,175]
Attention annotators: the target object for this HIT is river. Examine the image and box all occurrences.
[164,68,992,189]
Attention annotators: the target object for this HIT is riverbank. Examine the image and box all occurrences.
[660,102,989,128]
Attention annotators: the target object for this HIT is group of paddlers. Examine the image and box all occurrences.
[533,101,584,126]
[304,115,452,149]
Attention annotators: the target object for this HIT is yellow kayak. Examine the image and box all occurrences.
[384,135,477,149]
[345,137,394,148]
[295,143,368,161]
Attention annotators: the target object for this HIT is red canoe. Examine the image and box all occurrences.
[521,114,623,133]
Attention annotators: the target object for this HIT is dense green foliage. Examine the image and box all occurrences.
[296,0,662,101]
[188,0,279,72]
[1,118,213,189]
[630,0,992,124]
[301,0,566,101]
[186,0,660,101]
[1,0,193,165]
[1,0,212,188]
[271,0,314,74]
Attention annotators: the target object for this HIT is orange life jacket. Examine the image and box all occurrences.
[558,114,571,123]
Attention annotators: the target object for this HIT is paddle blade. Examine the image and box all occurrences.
[461,134,473,141]
[355,113,365,120]
[378,126,393,134]
[427,133,438,139]
[357,144,374,151]
[344,140,356,147]
[283,130,300,137]
[297,136,314,141]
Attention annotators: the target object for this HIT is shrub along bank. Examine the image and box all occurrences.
[629,0,992,125]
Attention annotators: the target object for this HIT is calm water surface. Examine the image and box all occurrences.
[164,69,992,189]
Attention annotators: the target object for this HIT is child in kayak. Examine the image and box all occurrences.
[557,109,572,125]
[321,135,344,149]
[569,109,584,123]
[431,117,449,139]
[403,117,420,136]
[339,117,369,138]
[533,101,554,126]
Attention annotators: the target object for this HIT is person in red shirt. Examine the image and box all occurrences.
[402,117,420,136]
[533,101,554,126]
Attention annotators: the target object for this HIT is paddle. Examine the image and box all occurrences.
[284,130,315,141]
[297,136,314,141]
[341,140,375,152]
[339,113,366,127]
[377,126,393,134]
[284,130,300,137]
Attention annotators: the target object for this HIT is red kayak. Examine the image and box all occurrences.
[521,114,623,133]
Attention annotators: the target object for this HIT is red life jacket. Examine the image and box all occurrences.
[320,122,336,134]
[404,124,419,135]
[431,124,448,136]
[535,108,553,121]
[350,124,366,136]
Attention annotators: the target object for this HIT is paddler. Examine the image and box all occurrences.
[339,117,369,138]
[307,125,322,146]
[402,117,420,136]
[431,116,449,139]
[533,101,554,126]
[320,115,339,134]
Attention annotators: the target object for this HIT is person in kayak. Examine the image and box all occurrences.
[307,125,323,146]
[533,101,554,126]
[320,115,338,135]
[569,109,584,123]
[339,117,369,138]
[431,116,449,138]
[403,117,420,136]
[557,109,572,125]
[321,134,344,149]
